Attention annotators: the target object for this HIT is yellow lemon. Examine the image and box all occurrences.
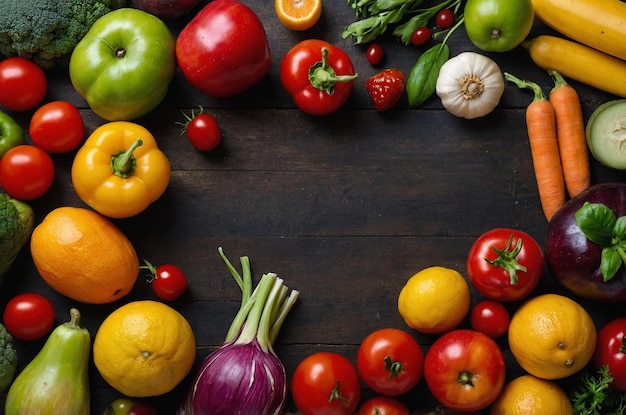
[398,266,470,334]
[93,300,196,397]
[508,293,596,380]
[490,374,573,415]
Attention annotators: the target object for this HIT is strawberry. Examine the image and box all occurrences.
[365,68,405,111]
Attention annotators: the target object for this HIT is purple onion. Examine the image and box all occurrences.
[177,248,298,415]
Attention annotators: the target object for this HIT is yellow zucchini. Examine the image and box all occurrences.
[532,0,626,60]
[523,35,626,98]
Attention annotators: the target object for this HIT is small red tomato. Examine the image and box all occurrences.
[0,144,55,200]
[470,300,510,339]
[593,317,626,391]
[292,352,361,415]
[410,27,431,46]
[0,57,47,112]
[357,396,410,415]
[29,101,85,153]
[180,107,222,151]
[436,9,455,29]
[365,44,384,66]
[142,260,188,301]
[3,293,55,341]
[356,328,423,396]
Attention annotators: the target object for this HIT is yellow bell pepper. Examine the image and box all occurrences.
[71,121,170,219]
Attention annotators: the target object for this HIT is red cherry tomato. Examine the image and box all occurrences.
[142,260,188,301]
[0,144,55,200]
[356,328,424,396]
[182,110,222,152]
[466,228,544,302]
[424,329,506,412]
[436,9,455,29]
[593,317,626,391]
[29,101,85,153]
[3,293,55,341]
[0,57,47,112]
[365,44,384,66]
[410,27,432,46]
[357,396,410,415]
[291,352,361,415]
[470,300,510,339]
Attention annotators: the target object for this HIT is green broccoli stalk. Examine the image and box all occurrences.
[0,324,16,393]
[0,0,127,68]
[0,193,34,284]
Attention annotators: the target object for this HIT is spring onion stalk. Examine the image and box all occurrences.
[177,247,299,415]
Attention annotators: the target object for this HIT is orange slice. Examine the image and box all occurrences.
[275,0,322,31]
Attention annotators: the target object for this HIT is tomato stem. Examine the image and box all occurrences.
[457,370,476,387]
[309,47,358,95]
[383,355,404,379]
[328,380,349,405]
[110,138,142,178]
[485,234,527,285]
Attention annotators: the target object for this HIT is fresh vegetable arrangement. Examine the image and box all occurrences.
[2,0,626,413]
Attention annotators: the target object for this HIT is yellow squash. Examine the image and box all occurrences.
[523,36,626,98]
[532,0,626,60]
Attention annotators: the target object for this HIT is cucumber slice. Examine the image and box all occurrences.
[586,99,626,170]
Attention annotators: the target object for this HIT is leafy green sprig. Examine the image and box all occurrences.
[343,0,462,45]
[575,202,626,282]
[572,365,626,415]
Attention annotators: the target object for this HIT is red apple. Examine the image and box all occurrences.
[132,0,200,19]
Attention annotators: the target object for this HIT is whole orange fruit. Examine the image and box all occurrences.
[398,266,470,334]
[490,374,573,415]
[508,293,596,380]
[93,300,196,397]
[30,206,139,304]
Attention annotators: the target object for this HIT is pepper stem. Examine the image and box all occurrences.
[110,138,143,178]
[309,47,358,95]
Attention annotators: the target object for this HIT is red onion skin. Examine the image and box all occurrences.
[177,339,286,415]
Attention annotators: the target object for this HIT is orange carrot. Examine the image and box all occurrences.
[505,72,566,221]
[548,69,590,198]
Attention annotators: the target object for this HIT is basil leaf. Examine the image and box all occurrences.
[601,247,622,282]
[575,202,616,247]
[615,216,626,239]
[406,43,450,107]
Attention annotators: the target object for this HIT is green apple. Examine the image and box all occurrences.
[464,0,534,52]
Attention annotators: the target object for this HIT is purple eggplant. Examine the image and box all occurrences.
[546,182,626,302]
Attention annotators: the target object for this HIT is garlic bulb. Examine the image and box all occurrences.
[436,52,505,119]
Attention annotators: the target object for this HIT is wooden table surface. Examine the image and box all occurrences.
[3,0,626,413]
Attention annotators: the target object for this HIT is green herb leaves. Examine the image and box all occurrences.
[575,202,626,282]
[406,43,449,107]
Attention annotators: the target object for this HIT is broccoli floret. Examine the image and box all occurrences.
[0,0,127,68]
[0,323,16,393]
[0,193,34,284]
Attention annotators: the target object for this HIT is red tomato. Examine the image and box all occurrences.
[466,228,544,302]
[280,39,357,116]
[410,27,431,46]
[0,144,55,200]
[291,351,361,415]
[181,109,222,151]
[423,329,506,412]
[3,293,55,341]
[29,101,85,153]
[356,328,424,396]
[176,0,271,97]
[356,396,409,415]
[365,44,384,66]
[0,57,47,112]
[142,260,188,301]
[592,317,626,391]
[470,300,510,339]
[436,9,455,29]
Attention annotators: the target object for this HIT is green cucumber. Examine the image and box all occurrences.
[586,99,626,170]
